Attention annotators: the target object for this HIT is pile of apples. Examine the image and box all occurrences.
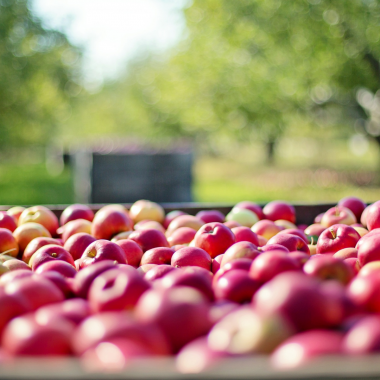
[1,197,380,372]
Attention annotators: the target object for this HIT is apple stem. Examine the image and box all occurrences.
[0,248,17,256]
[330,228,336,239]
[310,236,314,245]
[335,207,340,217]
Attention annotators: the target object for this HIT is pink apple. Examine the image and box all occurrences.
[129,200,165,224]
[263,201,296,223]
[110,231,133,242]
[314,213,324,223]
[171,247,212,270]
[35,260,77,278]
[195,210,225,224]
[115,239,143,268]
[251,219,283,240]
[13,223,51,252]
[166,215,204,236]
[63,233,97,261]
[316,224,361,255]
[234,201,265,220]
[60,204,94,226]
[3,259,31,272]
[134,220,165,234]
[167,227,196,247]
[57,219,92,242]
[30,245,75,271]
[18,206,59,237]
[223,220,242,229]
[212,254,224,274]
[304,223,326,239]
[23,237,63,264]
[140,247,174,266]
[267,233,310,254]
[358,261,380,277]
[213,258,253,284]
[163,210,187,229]
[0,270,33,286]
[288,251,310,268]
[0,228,19,258]
[277,228,308,244]
[128,229,169,252]
[344,257,361,275]
[80,240,127,268]
[347,274,380,313]
[357,233,380,266]
[259,244,289,253]
[0,212,17,232]
[231,226,259,245]
[338,196,366,222]
[193,222,235,259]
[137,264,157,276]
[7,206,25,223]
[361,205,370,227]
[221,241,260,267]
[144,265,176,282]
[333,247,358,260]
[320,206,357,227]
[37,271,73,298]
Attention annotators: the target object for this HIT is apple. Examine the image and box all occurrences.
[80,240,127,268]
[344,258,361,275]
[57,219,92,242]
[134,220,165,234]
[333,247,358,260]
[114,239,143,268]
[304,224,326,239]
[63,233,97,261]
[3,259,31,272]
[167,227,196,247]
[263,201,296,223]
[338,196,367,222]
[171,246,212,270]
[0,212,17,232]
[30,245,75,271]
[37,271,73,298]
[212,254,224,274]
[35,260,77,278]
[251,219,283,240]
[0,270,33,286]
[303,256,354,285]
[166,215,204,236]
[271,330,343,369]
[225,208,258,227]
[221,241,260,267]
[358,261,380,277]
[259,244,289,253]
[267,233,310,254]
[320,206,357,228]
[208,300,240,325]
[23,237,63,264]
[224,220,242,229]
[140,247,174,266]
[361,205,370,228]
[357,233,380,266]
[316,224,361,255]
[231,226,259,246]
[234,201,265,220]
[196,210,225,224]
[91,206,133,240]
[13,223,51,252]
[137,264,157,276]
[213,258,253,284]
[88,268,151,312]
[163,210,187,229]
[353,226,369,237]
[249,251,300,284]
[274,220,297,230]
[276,228,308,244]
[0,228,19,258]
[128,229,169,252]
[257,236,268,247]
[288,251,310,268]
[129,200,165,224]
[135,286,211,353]
[193,222,235,259]
[7,206,25,223]
[314,213,324,223]
[18,206,59,237]
[144,265,176,282]
[347,274,380,313]
[60,204,94,226]
[110,231,133,242]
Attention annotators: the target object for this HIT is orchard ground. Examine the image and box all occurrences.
[0,138,379,205]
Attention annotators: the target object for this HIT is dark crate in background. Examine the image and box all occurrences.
[71,150,193,204]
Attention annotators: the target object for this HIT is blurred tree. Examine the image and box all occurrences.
[0,0,81,147]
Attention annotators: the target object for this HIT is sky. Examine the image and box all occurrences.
[31,0,188,88]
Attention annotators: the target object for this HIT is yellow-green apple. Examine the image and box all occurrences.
[234,201,265,220]
[114,239,143,268]
[308,244,317,255]
[167,227,196,247]
[13,222,51,252]
[320,206,356,228]
[140,247,174,266]
[249,251,300,284]
[74,260,118,298]
[111,231,133,242]
[353,226,369,237]
[166,215,204,236]
[263,201,296,223]
[80,240,127,269]
[161,267,214,301]
[347,274,380,313]
[18,206,59,236]
[88,268,151,312]
[128,229,169,253]
[129,200,165,224]
[171,247,212,271]
[0,228,19,258]
[35,260,77,278]
[251,220,283,240]
[3,259,31,272]
[208,306,294,355]
[225,208,258,227]
[30,245,75,271]
[357,233,380,266]
[267,233,310,254]
[0,212,17,232]
[91,207,133,240]
[277,228,308,244]
[7,206,25,223]
[231,226,259,245]
[316,224,361,255]
[271,330,343,369]
[135,286,211,353]
[221,241,260,267]
[193,222,235,259]
[303,256,354,285]
[338,196,367,223]
[23,237,63,264]
[58,218,92,243]
[163,210,187,229]
[274,220,297,230]
[333,247,358,260]
[60,204,94,226]
[195,210,225,224]
[63,233,96,261]
[144,265,176,282]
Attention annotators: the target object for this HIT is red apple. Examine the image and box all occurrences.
[316,224,361,255]
[213,258,253,284]
[115,239,143,268]
[288,251,310,268]
[347,274,380,313]
[140,247,174,266]
[13,223,51,252]
[361,205,370,227]
[267,233,310,254]
[167,227,197,247]
[263,201,296,223]
[0,212,17,232]
[193,222,235,259]
[144,265,176,282]
[57,219,92,242]
[134,220,165,234]
[23,237,63,264]
[357,233,380,266]
[0,270,33,286]
[338,196,366,222]
[60,204,94,226]
[320,206,356,227]
[221,241,260,267]
[80,240,127,268]
[30,245,75,271]
[195,210,225,224]
[212,254,224,274]
[35,260,77,278]
[171,247,212,271]
[128,229,169,252]
[137,264,157,276]
[110,231,133,242]
[276,228,308,244]
[18,206,59,236]
[259,244,289,253]
[63,233,97,261]
[0,228,19,258]
[129,200,165,224]
[7,206,25,223]
[251,219,283,240]
[344,257,361,275]
[234,201,265,220]
[231,226,259,246]
[163,210,187,229]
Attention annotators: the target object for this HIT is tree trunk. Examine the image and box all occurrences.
[266,138,276,165]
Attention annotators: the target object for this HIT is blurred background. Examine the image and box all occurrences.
[0,0,379,205]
